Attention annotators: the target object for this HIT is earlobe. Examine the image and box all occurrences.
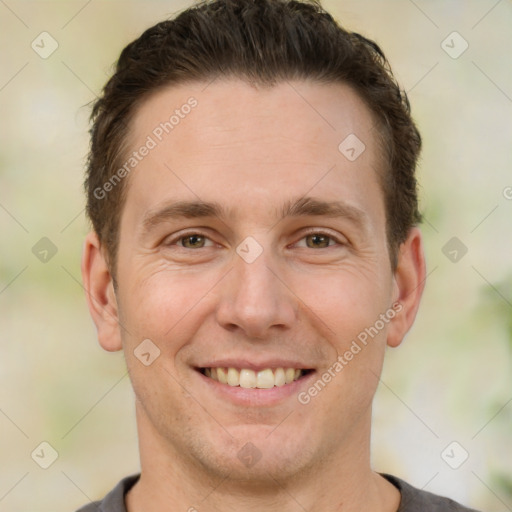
[81,232,123,352]
[386,227,426,348]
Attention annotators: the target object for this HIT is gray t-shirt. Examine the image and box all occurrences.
[75,473,482,511]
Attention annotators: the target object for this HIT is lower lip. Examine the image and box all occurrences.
[196,369,317,407]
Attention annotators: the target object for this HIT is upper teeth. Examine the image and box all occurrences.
[204,367,303,388]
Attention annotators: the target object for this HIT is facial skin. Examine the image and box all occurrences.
[82,79,425,512]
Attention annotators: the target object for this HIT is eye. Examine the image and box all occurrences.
[295,231,342,249]
[170,233,215,249]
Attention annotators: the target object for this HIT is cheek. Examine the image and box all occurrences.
[291,262,391,345]
[118,267,218,349]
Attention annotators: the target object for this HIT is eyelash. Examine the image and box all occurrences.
[166,229,345,249]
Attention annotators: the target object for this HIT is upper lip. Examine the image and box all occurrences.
[195,359,314,372]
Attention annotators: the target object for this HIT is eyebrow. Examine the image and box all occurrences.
[142,196,369,233]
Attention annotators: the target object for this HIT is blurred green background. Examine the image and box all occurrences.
[0,1,511,510]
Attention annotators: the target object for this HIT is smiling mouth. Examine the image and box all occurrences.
[198,367,314,389]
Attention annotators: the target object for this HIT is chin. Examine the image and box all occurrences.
[182,423,318,484]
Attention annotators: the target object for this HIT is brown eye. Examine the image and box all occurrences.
[180,234,206,248]
[305,234,332,248]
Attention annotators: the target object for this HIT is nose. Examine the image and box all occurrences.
[215,248,297,339]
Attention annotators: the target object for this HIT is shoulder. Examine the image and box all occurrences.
[381,474,482,512]
[75,502,101,512]
[74,474,140,512]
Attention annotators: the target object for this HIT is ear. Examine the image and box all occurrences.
[81,231,123,352]
[386,227,426,348]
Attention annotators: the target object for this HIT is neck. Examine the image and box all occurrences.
[126,404,400,512]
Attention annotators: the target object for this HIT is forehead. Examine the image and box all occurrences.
[122,79,385,227]
[130,78,379,157]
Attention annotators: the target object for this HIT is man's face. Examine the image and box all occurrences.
[101,80,409,481]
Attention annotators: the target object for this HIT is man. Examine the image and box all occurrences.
[78,0,481,510]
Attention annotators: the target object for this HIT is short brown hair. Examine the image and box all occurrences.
[85,0,422,274]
